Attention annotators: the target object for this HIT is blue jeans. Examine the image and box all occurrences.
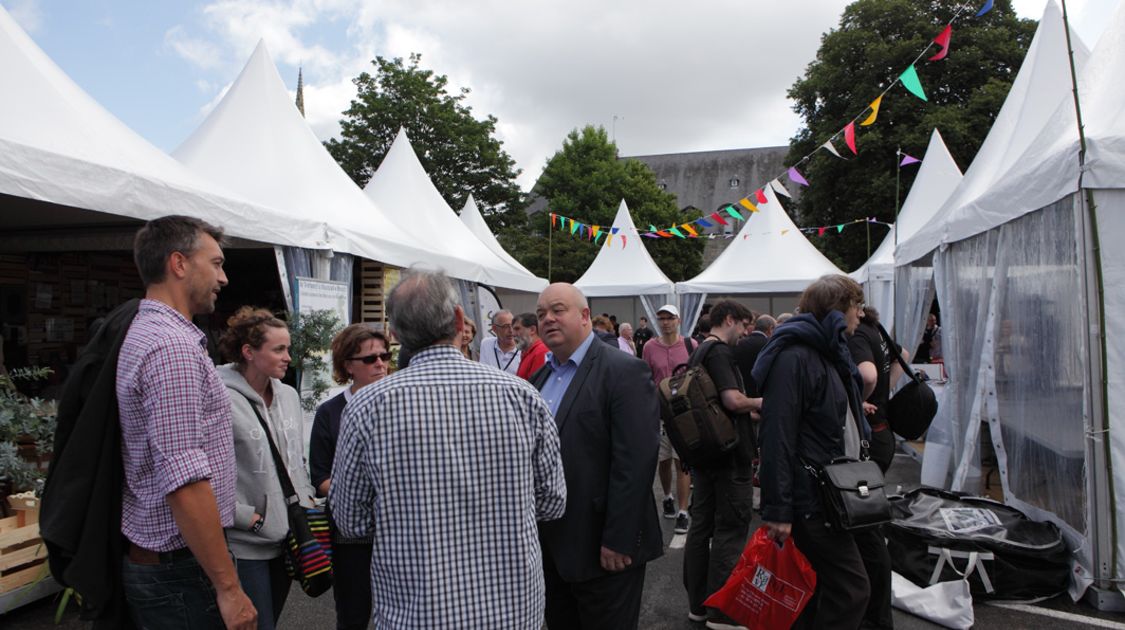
[121,552,224,630]
[236,556,291,630]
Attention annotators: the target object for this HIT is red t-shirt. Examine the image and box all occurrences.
[516,339,549,381]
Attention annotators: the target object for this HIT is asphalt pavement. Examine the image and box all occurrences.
[5,449,1125,629]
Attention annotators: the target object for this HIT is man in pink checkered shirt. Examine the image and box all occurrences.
[116,216,255,630]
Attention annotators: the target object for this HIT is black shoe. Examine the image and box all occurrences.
[674,512,690,534]
[706,613,749,630]
[663,497,676,518]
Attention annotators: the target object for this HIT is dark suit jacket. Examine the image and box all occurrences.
[532,335,663,583]
[734,331,769,397]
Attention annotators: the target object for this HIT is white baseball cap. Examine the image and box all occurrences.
[656,304,680,318]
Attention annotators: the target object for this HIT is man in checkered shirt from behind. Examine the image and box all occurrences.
[116,216,256,629]
[330,269,567,629]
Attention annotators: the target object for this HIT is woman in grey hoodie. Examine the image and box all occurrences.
[218,307,316,630]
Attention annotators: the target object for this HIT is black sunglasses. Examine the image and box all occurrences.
[349,352,392,364]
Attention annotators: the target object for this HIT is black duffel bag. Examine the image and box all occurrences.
[877,323,938,439]
[887,488,1070,601]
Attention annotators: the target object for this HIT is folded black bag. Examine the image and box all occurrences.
[887,488,1070,601]
[877,323,938,440]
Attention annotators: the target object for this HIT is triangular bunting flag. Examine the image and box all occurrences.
[787,166,809,187]
[755,189,768,204]
[770,178,792,198]
[821,140,844,159]
[781,229,789,235]
[570,220,579,235]
[860,95,882,126]
[817,227,827,237]
[739,199,758,213]
[710,212,728,226]
[595,231,607,244]
[611,227,620,235]
[551,213,557,229]
[621,235,627,249]
[605,233,613,247]
[669,227,686,239]
[899,153,921,167]
[929,25,952,62]
[844,123,857,155]
[837,224,845,233]
[899,65,928,102]
[976,0,993,17]
[682,224,698,237]
[592,225,601,239]
[696,218,714,228]
[726,206,744,221]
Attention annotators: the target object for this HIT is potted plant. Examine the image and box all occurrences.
[0,367,56,515]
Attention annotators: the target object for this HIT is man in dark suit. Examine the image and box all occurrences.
[733,314,776,397]
[532,283,662,630]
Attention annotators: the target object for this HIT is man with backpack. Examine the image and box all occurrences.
[642,304,695,534]
[681,300,762,630]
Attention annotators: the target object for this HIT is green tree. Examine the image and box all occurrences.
[326,54,525,228]
[500,126,703,283]
[787,0,1035,270]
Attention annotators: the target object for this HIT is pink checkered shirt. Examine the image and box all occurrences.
[116,299,236,551]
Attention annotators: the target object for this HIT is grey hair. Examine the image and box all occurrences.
[490,309,513,325]
[387,269,459,351]
[754,315,777,333]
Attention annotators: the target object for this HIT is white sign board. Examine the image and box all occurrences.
[295,277,350,325]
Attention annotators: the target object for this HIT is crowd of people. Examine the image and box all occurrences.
[87,215,925,630]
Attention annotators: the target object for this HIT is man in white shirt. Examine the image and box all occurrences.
[479,309,521,375]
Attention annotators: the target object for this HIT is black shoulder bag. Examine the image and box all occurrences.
[240,394,334,597]
[876,323,939,440]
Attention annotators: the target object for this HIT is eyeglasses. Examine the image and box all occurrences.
[348,352,392,364]
[492,323,513,331]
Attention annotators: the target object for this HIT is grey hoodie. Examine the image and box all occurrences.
[218,364,316,560]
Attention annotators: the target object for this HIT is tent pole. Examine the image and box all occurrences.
[548,213,553,282]
[1061,0,1115,588]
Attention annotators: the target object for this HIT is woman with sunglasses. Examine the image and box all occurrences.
[310,324,391,630]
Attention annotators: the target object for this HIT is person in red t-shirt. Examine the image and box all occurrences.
[513,312,549,381]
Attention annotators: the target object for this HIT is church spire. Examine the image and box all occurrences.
[295,67,305,117]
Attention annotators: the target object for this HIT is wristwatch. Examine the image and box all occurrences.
[250,516,265,533]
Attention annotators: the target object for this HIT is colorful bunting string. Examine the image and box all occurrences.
[929,25,952,61]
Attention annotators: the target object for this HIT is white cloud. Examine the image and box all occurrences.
[5,0,43,33]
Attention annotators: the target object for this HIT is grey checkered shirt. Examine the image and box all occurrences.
[329,345,566,630]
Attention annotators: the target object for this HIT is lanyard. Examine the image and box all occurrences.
[494,344,518,371]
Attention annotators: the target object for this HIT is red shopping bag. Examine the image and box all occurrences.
[704,527,817,629]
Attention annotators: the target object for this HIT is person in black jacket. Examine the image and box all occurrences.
[310,324,391,630]
[753,275,876,630]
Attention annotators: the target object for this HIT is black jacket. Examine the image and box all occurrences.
[309,391,348,492]
[40,299,139,629]
[752,311,867,524]
[532,336,663,582]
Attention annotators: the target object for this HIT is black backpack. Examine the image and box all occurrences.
[657,339,740,467]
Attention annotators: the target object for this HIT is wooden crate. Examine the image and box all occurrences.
[0,497,48,594]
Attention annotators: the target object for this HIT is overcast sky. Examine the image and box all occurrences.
[3,0,1118,190]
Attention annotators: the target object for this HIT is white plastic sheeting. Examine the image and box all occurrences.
[677,185,842,294]
[459,194,536,276]
[363,130,546,292]
[174,42,471,276]
[0,7,326,249]
[895,1,1088,265]
[851,129,962,326]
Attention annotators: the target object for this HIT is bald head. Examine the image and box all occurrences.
[536,282,592,362]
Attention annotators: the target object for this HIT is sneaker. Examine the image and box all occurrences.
[706,613,749,630]
[687,609,708,623]
[663,496,676,518]
[674,512,690,534]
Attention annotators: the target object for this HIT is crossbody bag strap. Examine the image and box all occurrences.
[875,322,922,384]
[238,392,300,504]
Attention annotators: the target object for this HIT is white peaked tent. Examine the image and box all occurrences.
[894,0,1125,603]
[459,194,535,276]
[173,42,471,278]
[0,7,325,250]
[850,129,963,326]
[676,186,843,330]
[573,200,675,323]
[362,129,546,292]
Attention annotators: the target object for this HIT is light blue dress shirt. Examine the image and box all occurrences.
[539,331,597,417]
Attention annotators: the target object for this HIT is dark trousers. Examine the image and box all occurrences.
[855,527,894,629]
[236,556,290,630]
[791,514,871,630]
[683,464,754,613]
[121,552,224,630]
[868,427,896,474]
[543,549,646,630]
[332,542,374,630]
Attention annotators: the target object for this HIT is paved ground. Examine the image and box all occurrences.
[5,450,1125,629]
